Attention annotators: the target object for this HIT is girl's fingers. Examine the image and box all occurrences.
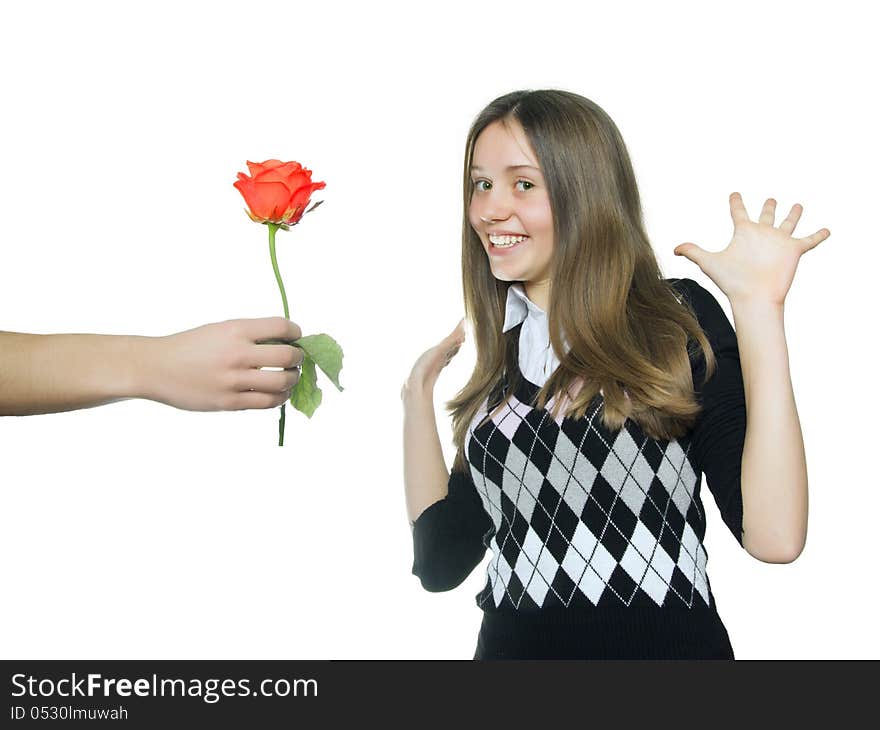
[448,318,466,345]
[440,319,467,365]
[798,228,831,252]
[779,203,803,235]
[729,192,750,226]
[444,344,461,364]
[758,197,777,226]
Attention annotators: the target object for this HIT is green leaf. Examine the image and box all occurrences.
[294,333,344,392]
[289,354,322,418]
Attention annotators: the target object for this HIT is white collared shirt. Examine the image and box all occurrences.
[502,283,570,386]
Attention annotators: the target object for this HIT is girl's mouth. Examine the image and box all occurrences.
[489,235,529,254]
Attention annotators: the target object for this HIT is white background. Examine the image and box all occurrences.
[1,0,876,659]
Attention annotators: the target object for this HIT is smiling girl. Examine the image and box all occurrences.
[401,89,828,660]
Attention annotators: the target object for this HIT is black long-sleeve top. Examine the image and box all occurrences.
[411,278,746,659]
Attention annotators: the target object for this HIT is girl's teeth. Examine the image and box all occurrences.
[490,235,527,247]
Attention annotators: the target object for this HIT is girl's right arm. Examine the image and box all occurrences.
[401,319,466,525]
[403,319,492,592]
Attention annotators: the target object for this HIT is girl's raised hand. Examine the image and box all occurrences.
[673,192,830,306]
[401,318,466,399]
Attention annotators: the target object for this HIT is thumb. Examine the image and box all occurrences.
[673,242,704,263]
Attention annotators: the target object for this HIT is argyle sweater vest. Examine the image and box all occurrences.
[411,278,747,659]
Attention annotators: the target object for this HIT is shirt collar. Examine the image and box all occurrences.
[502,283,547,333]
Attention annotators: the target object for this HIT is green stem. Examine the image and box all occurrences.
[268,222,289,447]
[268,223,290,319]
[279,403,286,447]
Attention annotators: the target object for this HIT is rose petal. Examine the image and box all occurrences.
[234,177,291,222]
[282,182,324,224]
[280,169,311,192]
[246,159,284,177]
[253,168,293,185]
[273,161,303,177]
[245,161,264,177]
[254,163,305,189]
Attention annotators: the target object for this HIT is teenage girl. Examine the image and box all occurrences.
[401,89,829,659]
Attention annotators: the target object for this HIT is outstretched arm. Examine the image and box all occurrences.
[0,317,303,416]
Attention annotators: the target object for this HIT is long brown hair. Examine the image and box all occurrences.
[447,89,717,474]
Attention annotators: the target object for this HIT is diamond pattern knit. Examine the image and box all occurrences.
[411,278,747,659]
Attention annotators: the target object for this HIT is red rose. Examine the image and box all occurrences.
[234,159,326,225]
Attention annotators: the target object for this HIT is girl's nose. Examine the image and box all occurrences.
[480,203,512,223]
[474,189,513,224]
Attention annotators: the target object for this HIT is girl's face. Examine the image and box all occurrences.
[469,118,555,296]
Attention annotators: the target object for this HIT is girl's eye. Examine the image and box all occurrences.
[472,179,534,192]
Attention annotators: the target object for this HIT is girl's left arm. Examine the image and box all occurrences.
[728,297,806,562]
[674,191,830,563]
